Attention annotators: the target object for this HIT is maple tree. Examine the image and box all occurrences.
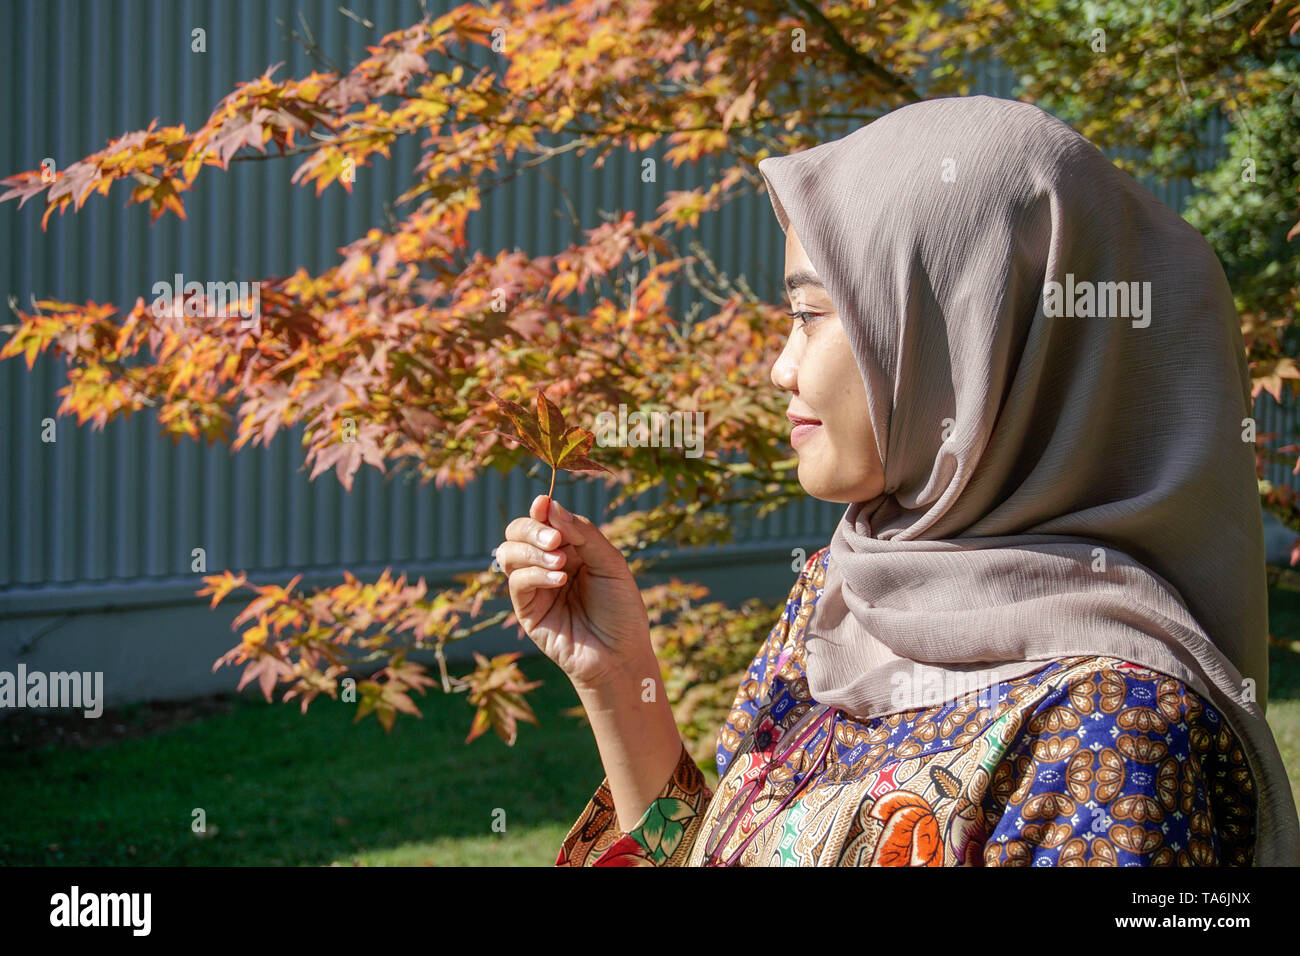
[1,0,1297,760]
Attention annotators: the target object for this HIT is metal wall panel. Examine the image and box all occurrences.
[0,1,1280,617]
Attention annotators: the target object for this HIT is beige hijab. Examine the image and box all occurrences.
[758,94,1300,865]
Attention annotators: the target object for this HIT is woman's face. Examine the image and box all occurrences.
[770,226,885,503]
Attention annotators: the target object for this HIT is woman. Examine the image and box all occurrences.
[496,94,1300,865]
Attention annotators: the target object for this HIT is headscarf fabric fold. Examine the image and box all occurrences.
[757,94,1300,865]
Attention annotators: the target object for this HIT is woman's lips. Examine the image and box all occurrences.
[789,420,822,447]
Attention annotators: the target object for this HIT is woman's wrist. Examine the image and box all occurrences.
[571,643,660,701]
[573,649,686,831]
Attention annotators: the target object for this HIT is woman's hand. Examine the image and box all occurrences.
[497,494,654,692]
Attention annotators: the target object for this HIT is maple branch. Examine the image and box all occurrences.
[477,136,594,195]
[337,6,375,30]
[785,0,922,103]
[278,9,346,75]
[224,129,392,163]
[552,168,594,236]
[683,257,735,309]
[683,240,769,307]
[433,640,465,694]
[449,607,512,641]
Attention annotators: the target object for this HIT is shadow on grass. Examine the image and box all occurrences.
[0,655,606,866]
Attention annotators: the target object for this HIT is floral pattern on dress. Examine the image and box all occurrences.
[555,547,1257,866]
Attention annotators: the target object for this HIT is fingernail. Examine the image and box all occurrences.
[540,529,559,547]
[546,571,564,583]
[552,500,568,519]
[543,551,561,567]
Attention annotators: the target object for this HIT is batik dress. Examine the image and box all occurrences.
[555,547,1258,866]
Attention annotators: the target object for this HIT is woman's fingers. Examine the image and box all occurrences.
[504,510,563,550]
[526,494,627,574]
[496,539,566,575]
[499,497,628,638]
[509,564,567,592]
[506,563,567,633]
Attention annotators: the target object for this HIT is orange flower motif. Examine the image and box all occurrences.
[869,791,944,866]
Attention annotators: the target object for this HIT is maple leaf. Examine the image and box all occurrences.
[353,675,427,732]
[1253,356,1300,404]
[720,78,758,133]
[237,652,295,701]
[462,651,543,745]
[482,386,611,500]
[195,570,249,609]
[381,659,439,695]
[0,169,51,209]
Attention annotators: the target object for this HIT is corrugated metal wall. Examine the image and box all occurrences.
[0,0,1285,619]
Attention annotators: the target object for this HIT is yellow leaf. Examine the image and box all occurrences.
[549,104,575,133]
[548,270,579,301]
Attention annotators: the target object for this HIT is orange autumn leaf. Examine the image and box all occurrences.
[462,651,543,745]
[196,570,250,609]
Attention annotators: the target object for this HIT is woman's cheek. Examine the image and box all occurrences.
[818,417,838,449]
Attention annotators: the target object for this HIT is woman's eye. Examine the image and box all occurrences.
[789,310,816,328]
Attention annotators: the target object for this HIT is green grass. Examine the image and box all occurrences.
[4,587,1300,866]
[1263,581,1300,818]
[0,655,607,866]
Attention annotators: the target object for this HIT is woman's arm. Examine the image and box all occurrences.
[573,647,690,832]
[555,547,830,865]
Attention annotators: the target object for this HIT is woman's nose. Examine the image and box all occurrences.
[771,340,799,391]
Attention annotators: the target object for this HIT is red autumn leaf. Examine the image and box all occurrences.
[482,386,611,499]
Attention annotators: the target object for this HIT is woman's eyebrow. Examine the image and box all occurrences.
[785,269,825,298]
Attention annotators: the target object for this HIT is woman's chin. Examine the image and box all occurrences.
[796,456,886,504]
[795,458,843,502]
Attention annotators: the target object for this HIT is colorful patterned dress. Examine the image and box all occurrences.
[555,547,1258,866]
